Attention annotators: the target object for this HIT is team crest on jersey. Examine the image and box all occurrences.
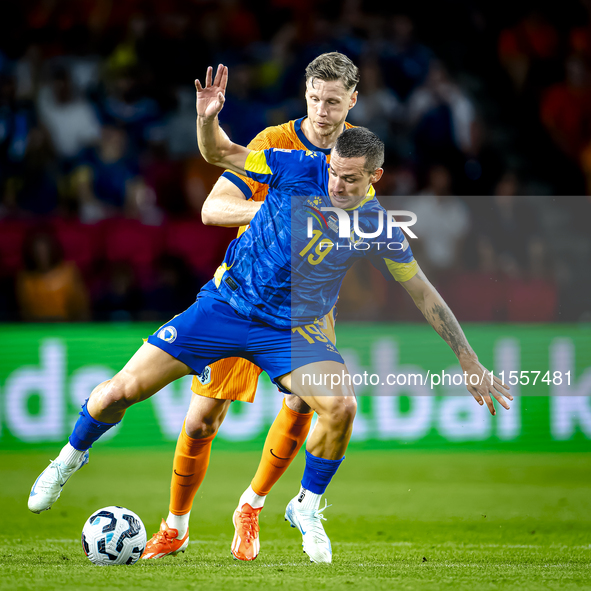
[157,326,177,343]
[327,214,339,233]
[196,366,212,385]
[305,150,318,158]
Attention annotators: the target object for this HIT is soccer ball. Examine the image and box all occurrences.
[81,506,147,566]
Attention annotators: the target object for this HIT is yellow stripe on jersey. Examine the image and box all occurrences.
[213,262,232,287]
[345,186,376,211]
[384,259,419,282]
[245,150,272,175]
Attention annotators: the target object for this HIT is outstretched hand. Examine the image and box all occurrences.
[195,65,228,120]
[459,356,512,416]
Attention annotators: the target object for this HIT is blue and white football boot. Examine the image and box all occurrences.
[28,451,90,513]
[285,496,332,563]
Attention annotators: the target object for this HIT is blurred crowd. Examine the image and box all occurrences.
[0,0,590,323]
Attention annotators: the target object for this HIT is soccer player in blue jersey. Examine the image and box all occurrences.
[28,64,511,564]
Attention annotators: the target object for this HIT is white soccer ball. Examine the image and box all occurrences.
[81,506,147,566]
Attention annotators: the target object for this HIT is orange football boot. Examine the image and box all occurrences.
[141,519,189,559]
[231,503,262,561]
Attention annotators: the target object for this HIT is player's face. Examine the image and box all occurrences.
[328,152,383,209]
[305,78,357,139]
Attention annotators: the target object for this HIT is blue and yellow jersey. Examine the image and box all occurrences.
[222,117,355,202]
[221,117,356,239]
[201,148,417,328]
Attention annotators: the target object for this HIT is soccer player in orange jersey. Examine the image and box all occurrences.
[142,52,361,561]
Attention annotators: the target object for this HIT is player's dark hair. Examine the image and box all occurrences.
[305,52,359,91]
[334,127,385,172]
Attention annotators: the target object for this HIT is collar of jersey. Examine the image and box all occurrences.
[294,117,374,210]
[344,186,376,211]
[295,117,342,156]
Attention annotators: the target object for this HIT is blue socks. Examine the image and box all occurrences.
[301,450,344,495]
[69,402,119,451]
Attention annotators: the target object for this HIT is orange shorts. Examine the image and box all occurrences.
[191,308,337,402]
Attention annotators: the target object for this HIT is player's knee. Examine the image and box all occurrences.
[184,415,218,439]
[285,394,312,414]
[339,397,357,426]
[185,407,226,438]
[322,397,357,429]
[92,375,142,413]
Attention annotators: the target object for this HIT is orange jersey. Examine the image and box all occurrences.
[192,117,347,402]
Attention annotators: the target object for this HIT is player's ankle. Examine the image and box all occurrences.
[166,511,190,539]
[57,442,87,468]
[295,486,322,511]
[239,485,266,510]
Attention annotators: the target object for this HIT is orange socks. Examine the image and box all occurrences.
[169,422,215,516]
[251,400,313,496]
[169,401,312,514]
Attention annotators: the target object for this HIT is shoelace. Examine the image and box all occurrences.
[39,460,67,489]
[237,511,260,541]
[150,527,177,548]
[305,500,332,540]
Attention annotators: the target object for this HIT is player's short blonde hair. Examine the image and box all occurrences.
[305,52,359,92]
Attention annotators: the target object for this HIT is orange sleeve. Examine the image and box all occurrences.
[223,123,298,202]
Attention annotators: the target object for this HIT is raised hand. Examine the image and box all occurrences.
[195,65,228,120]
[459,356,512,416]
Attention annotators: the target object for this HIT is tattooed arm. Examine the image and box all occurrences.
[400,266,512,415]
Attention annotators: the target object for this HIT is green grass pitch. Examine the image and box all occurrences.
[1,448,590,590]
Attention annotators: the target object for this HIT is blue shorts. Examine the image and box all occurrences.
[146,293,344,393]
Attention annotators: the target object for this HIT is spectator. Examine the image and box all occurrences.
[372,14,434,100]
[457,119,506,196]
[8,126,60,216]
[142,254,198,321]
[36,66,101,165]
[441,235,504,322]
[14,44,43,101]
[93,261,143,322]
[484,173,541,272]
[347,59,405,156]
[140,135,185,216]
[72,126,141,222]
[569,0,591,64]
[406,165,471,279]
[214,62,268,145]
[0,72,33,196]
[540,54,591,161]
[100,66,160,146]
[498,10,560,94]
[165,86,201,158]
[407,60,476,174]
[505,238,558,322]
[16,228,90,321]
